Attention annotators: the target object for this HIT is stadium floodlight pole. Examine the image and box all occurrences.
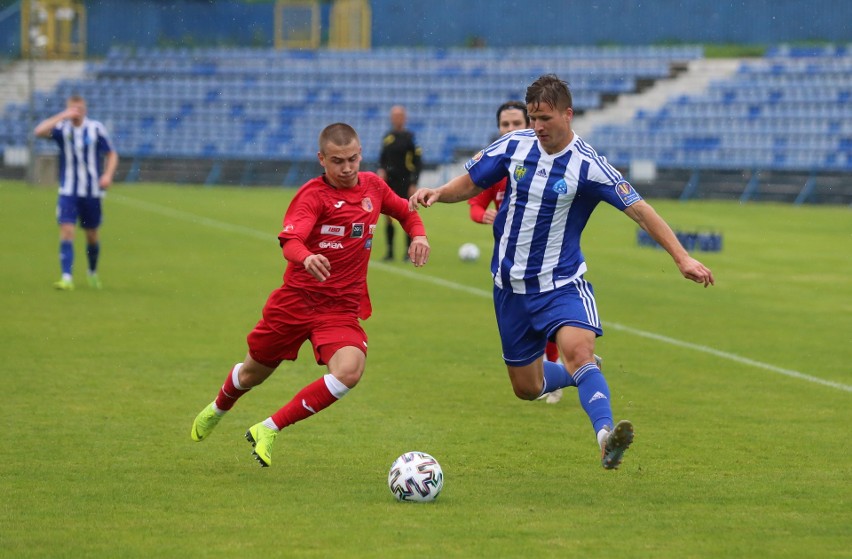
[25,1,48,185]
[26,1,39,185]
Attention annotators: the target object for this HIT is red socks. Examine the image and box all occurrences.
[214,364,249,411]
[270,375,343,429]
[212,365,351,430]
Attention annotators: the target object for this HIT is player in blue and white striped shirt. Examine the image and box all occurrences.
[410,74,714,469]
[35,95,118,290]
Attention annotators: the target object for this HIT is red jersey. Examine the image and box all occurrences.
[467,177,506,223]
[268,172,425,321]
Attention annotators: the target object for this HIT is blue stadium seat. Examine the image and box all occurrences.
[588,45,852,172]
[3,45,706,164]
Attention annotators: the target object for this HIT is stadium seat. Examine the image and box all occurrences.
[3,45,706,165]
[588,46,852,172]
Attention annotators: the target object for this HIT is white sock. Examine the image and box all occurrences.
[231,363,245,390]
[597,428,609,449]
[262,417,279,431]
[323,373,350,399]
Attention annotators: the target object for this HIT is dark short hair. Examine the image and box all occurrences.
[318,123,360,153]
[495,100,529,128]
[525,74,573,111]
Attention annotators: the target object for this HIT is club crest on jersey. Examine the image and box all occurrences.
[615,180,641,205]
[552,178,568,194]
[465,150,485,171]
[351,223,364,238]
[321,224,346,236]
[513,165,527,182]
[361,197,373,211]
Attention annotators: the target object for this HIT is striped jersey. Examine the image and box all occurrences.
[465,129,642,294]
[50,118,115,198]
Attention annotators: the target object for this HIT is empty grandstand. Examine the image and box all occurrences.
[588,45,852,203]
[1,0,850,203]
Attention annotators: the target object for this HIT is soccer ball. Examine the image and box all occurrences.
[458,242,481,262]
[388,451,444,502]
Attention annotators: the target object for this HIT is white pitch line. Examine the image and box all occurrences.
[112,193,851,394]
[111,194,272,241]
[603,323,852,393]
[373,261,851,393]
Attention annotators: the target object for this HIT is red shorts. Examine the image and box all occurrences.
[246,287,368,368]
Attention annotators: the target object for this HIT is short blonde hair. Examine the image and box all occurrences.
[319,123,360,153]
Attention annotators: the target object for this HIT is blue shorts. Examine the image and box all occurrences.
[494,277,603,366]
[57,195,102,229]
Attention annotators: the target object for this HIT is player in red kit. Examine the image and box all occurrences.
[190,123,430,467]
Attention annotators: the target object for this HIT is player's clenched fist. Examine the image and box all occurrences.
[303,253,331,282]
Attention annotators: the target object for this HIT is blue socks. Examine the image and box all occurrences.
[86,242,100,274]
[540,360,576,396]
[574,362,614,433]
[60,240,74,275]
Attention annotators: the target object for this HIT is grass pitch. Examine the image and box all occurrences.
[1,180,850,558]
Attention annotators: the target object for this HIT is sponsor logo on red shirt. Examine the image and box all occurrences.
[321,224,346,236]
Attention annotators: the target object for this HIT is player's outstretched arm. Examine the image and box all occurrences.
[409,174,479,210]
[624,201,715,287]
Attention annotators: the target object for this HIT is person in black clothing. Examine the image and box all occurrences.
[377,105,423,261]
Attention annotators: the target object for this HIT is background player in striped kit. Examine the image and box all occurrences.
[411,74,714,469]
[34,94,118,290]
[191,123,430,468]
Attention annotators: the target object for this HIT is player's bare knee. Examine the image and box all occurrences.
[238,360,276,389]
[333,367,363,389]
[562,348,597,372]
[511,381,541,401]
[239,370,267,389]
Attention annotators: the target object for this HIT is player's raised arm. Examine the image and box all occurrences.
[33,106,80,138]
[409,173,480,210]
[624,200,715,287]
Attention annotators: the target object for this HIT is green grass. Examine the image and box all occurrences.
[1,180,850,558]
